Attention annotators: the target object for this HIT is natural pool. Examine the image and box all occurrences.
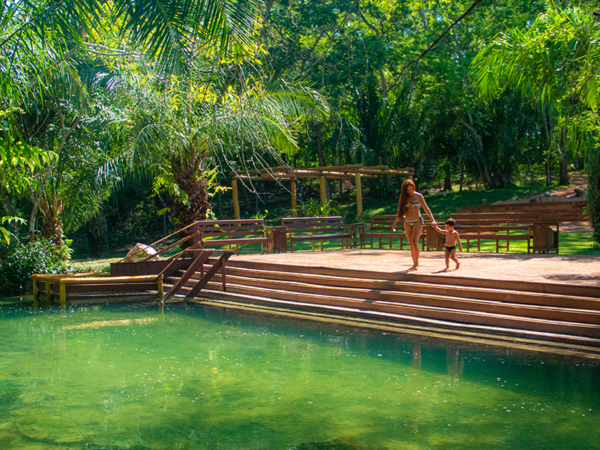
[0,299,598,450]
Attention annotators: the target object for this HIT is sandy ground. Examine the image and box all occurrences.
[235,249,600,287]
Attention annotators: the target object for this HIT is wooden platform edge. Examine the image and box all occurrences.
[188,296,600,361]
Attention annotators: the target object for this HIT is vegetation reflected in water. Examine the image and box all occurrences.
[0,300,598,449]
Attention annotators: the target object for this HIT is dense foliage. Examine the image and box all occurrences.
[0,0,599,292]
[0,238,72,294]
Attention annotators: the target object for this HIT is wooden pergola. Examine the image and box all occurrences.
[231,164,414,219]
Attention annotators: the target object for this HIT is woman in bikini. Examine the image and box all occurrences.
[392,179,436,270]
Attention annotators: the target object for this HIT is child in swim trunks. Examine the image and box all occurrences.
[432,218,463,270]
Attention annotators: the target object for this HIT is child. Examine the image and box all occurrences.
[432,218,463,270]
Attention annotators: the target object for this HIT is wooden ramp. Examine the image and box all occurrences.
[163,258,600,346]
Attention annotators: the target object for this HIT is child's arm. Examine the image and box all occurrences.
[455,231,463,252]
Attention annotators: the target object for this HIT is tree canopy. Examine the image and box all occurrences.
[1,0,599,261]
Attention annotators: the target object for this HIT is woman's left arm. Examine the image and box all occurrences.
[419,193,436,223]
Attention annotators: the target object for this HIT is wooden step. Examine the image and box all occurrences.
[220,259,600,298]
[193,274,600,324]
[206,266,600,310]
[167,273,600,324]
[163,281,600,338]
[195,291,600,349]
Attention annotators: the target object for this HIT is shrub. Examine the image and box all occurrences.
[0,238,72,294]
[301,199,340,217]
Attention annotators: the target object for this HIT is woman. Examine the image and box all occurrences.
[392,179,436,270]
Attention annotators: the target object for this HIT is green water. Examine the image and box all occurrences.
[0,300,598,449]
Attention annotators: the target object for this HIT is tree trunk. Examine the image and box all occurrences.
[444,170,452,191]
[39,195,66,259]
[86,210,106,257]
[171,155,209,228]
[559,158,569,186]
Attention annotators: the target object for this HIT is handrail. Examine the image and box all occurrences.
[183,252,233,301]
[140,231,202,262]
[162,251,212,303]
[115,220,202,263]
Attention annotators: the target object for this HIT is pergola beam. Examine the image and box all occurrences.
[231,164,414,219]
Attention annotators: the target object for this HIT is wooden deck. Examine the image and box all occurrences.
[235,249,600,287]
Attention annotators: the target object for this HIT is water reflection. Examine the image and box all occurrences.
[0,301,597,449]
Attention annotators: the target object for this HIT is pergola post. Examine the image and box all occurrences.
[355,172,362,218]
[232,179,240,220]
[319,176,327,207]
[291,180,297,216]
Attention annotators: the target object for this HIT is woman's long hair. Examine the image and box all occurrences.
[397,179,416,217]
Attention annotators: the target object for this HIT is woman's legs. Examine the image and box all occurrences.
[405,220,423,269]
[411,220,423,268]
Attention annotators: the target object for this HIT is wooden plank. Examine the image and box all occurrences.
[202,237,270,246]
[194,292,600,351]
[67,293,156,304]
[292,233,350,241]
[66,283,158,293]
[187,282,600,337]
[194,218,264,225]
[199,275,600,324]
[58,275,159,284]
[311,164,363,172]
[281,216,343,221]
[214,267,600,310]
[110,259,190,278]
[223,259,600,298]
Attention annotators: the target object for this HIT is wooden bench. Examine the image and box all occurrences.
[440,220,559,253]
[193,219,272,255]
[457,223,532,253]
[359,215,426,250]
[457,200,586,222]
[281,216,352,252]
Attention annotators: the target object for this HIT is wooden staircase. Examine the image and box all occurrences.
[164,259,600,345]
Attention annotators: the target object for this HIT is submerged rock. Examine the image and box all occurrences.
[293,437,387,450]
[85,444,150,450]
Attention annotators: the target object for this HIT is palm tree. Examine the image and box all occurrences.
[104,57,328,226]
[472,5,600,242]
[470,6,600,186]
[0,0,261,245]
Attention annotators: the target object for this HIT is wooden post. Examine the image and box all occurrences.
[192,223,200,249]
[291,181,297,216]
[44,280,52,301]
[355,172,363,218]
[32,278,39,298]
[232,179,240,220]
[156,275,164,299]
[319,176,327,207]
[59,282,67,308]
